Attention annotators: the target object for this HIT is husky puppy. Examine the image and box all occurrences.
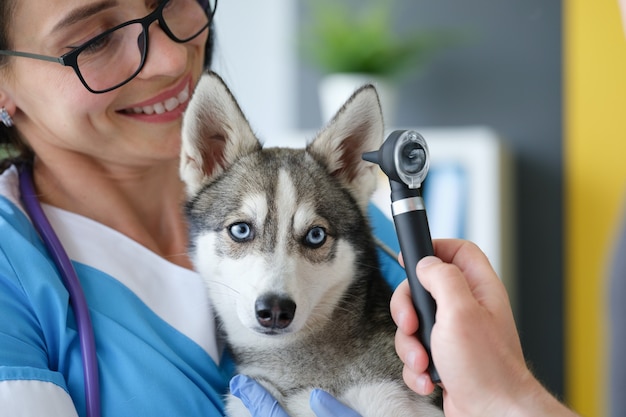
[180,71,444,417]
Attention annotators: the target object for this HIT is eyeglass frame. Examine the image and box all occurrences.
[0,0,217,94]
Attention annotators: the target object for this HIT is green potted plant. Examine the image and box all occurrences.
[301,0,454,123]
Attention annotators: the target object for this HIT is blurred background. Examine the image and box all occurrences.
[212,1,626,416]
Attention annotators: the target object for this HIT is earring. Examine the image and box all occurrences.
[1,107,13,127]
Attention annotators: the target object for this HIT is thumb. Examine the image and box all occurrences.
[416,255,474,308]
[415,256,444,291]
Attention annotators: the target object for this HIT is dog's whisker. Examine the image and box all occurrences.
[204,280,241,296]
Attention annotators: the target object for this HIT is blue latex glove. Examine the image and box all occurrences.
[230,375,362,417]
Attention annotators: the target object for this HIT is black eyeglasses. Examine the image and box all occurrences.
[0,0,217,94]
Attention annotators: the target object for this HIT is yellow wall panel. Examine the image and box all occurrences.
[565,0,626,415]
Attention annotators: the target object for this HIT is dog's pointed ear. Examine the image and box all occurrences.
[180,71,261,197]
[306,84,384,212]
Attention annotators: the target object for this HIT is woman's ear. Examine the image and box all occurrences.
[0,89,17,118]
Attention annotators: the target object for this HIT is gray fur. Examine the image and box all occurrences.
[181,71,443,417]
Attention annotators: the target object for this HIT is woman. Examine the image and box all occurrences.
[0,0,405,415]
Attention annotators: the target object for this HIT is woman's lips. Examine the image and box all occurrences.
[126,85,190,115]
[119,76,191,118]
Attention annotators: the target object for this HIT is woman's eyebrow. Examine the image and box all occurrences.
[51,0,118,32]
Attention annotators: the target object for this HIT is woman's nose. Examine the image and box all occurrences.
[137,25,188,80]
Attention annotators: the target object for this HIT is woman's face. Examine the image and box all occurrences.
[2,0,209,168]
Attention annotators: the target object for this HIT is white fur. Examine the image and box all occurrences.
[194,220,357,351]
[240,193,269,224]
[341,382,443,417]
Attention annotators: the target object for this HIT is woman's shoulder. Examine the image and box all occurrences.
[0,164,69,317]
[0,167,73,375]
[0,165,27,221]
[0,165,45,261]
[0,164,49,268]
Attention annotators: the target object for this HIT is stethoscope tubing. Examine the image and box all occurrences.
[18,164,101,417]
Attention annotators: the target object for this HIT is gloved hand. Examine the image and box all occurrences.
[229,375,362,417]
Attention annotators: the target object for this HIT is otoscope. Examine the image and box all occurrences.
[363,130,440,383]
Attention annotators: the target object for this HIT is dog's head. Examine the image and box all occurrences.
[180,71,384,347]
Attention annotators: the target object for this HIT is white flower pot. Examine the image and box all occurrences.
[318,73,398,126]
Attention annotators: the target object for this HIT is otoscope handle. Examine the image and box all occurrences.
[392,195,441,383]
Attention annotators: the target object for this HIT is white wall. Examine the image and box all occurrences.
[211,0,297,142]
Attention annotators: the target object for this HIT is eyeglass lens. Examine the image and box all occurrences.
[76,0,212,93]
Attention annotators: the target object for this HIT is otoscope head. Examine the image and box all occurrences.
[362,130,430,189]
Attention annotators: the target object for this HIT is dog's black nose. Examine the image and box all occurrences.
[255,294,296,330]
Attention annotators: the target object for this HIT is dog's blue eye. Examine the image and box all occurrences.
[229,222,253,242]
[304,226,326,248]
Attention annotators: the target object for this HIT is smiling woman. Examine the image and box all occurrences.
[0,1,233,416]
[0,1,411,416]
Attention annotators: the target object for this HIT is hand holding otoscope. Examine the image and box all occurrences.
[363,130,440,383]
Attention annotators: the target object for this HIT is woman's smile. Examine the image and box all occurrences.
[119,74,192,121]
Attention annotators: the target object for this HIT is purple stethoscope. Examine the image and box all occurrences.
[18,163,101,417]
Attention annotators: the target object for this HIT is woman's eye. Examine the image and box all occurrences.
[77,28,124,58]
[162,0,178,12]
[228,222,253,242]
[304,226,327,248]
[81,34,111,55]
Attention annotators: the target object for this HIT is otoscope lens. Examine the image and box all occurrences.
[401,142,426,174]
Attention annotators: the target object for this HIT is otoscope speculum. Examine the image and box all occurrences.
[394,131,430,189]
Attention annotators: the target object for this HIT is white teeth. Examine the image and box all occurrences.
[177,87,189,103]
[164,97,179,112]
[127,84,189,115]
[153,103,166,114]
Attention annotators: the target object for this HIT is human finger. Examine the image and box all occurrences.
[390,280,429,370]
[391,280,434,392]
[309,389,362,417]
[390,279,418,335]
[402,365,436,396]
[394,324,431,374]
[230,375,290,417]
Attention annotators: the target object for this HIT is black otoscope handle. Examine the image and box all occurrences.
[391,187,440,383]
